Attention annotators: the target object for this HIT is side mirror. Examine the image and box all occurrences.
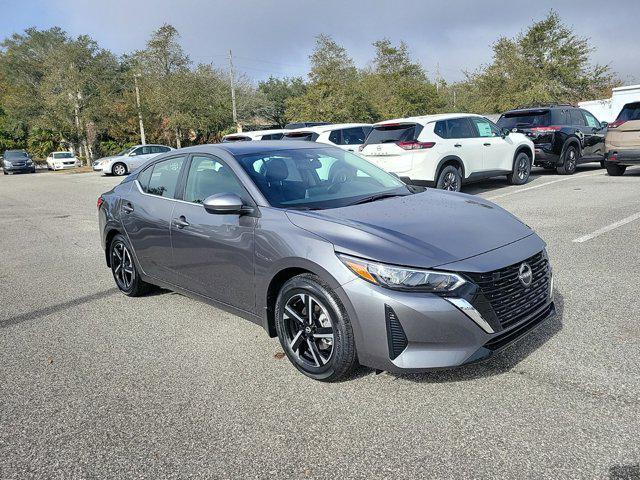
[601,121,608,129]
[203,193,250,215]
[501,127,510,137]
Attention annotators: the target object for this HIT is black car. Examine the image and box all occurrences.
[2,150,36,175]
[497,104,607,175]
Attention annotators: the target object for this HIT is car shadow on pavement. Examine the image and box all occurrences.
[0,287,121,329]
[389,291,565,384]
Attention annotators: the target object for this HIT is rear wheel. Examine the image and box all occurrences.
[507,152,531,185]
[436,165,462,192]
[605,164,627,176]
[112,162,128,176]
[109,234,152,296]
[275,274,358,382]
[557,144,578,175]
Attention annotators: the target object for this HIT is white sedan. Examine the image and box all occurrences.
[46,151,80,171]
[93,144,173,176]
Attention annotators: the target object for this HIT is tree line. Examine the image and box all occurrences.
[0,11,617,161]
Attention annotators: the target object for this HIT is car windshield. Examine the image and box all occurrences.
[617,102,640,121]
[497,111,550,129]
[4,151,28,159]
[53,152,73,159]
[236,147,411,209]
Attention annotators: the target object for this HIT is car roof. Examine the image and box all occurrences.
[178,141,340,157]
[373,113,483,127]
[283,123,372,134]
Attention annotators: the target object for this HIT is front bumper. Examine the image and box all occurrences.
[93,163,105,172]
[3,164,35,173]
[52,163,79,170]
[341,276,555,374]
[606,149,640,166]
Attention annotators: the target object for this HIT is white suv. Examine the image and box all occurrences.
[360,114,534,191]
[282,123,372,152]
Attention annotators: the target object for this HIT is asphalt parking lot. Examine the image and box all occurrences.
[1,166,639,479]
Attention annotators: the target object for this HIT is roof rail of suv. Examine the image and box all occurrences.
[513,103,576,110]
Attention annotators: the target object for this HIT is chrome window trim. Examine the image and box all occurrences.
[446,298,495,334]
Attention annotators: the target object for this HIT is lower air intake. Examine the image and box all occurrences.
[385,305,408,360]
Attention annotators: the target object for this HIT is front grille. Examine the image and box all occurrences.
[484,303,554,351]
[467,251,550,330]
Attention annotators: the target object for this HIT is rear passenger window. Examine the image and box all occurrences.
[569,109,586,126]
[445,118,475,138]
[137,166,153,191]
[342,127,369,145]
[142,156,185,198]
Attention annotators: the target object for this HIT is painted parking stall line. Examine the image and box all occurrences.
[486,171,603,200]
[573,212,640,243]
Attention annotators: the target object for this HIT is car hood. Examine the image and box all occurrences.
[285,190,536,269]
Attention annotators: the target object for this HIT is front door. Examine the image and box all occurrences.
[120,155,187,281]
[170,154,257,310]
[581,109,606,159]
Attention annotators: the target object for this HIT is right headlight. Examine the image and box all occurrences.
[338,254,465,292]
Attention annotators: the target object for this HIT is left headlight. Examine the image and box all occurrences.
[338,254,466,292]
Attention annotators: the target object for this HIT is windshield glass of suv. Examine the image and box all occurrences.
[4,151,28,159]
[617,102,640,121]
[497,111,550,129]
[53,152,73,159]
[236,147,410,209]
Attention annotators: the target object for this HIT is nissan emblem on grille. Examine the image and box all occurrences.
[518,262,533,288]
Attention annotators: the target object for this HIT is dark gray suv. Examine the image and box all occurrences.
[98,142,555,381]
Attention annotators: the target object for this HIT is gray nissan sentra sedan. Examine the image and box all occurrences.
[98,141,555,381]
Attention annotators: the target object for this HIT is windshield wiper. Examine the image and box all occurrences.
[349,192,408,206]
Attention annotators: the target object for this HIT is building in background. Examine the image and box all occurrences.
[579,85,640,123]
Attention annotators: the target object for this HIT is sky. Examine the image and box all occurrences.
[1,0,639,86]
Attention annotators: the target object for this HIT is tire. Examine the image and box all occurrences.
[600,160,606,169]
[557,144,579,175]
[436,164,462,192]
[275,273,358,382]
[507,151,532,185]
[112,162,128,176]
[605,164,627,176]
[109,234,152,296]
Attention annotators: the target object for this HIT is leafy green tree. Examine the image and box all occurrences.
[286,34,374,123]
[362,39,443,119]
[258,76,306,127]
[464,11,618,113]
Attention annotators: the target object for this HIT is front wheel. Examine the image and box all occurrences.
[275,274,358,382]
[507,152,531,185]
[557,145,578,175]
[605,164,627,176]
[436,165,462,192]
[111,162,128,176]
[109,234,152,296]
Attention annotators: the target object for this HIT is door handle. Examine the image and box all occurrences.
[122,203,134,214]
[174,216,190,229]
[483,143,491,146]
[454,143,462,148]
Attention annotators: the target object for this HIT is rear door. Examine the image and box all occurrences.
[469,116,514,171]
[120,155,187,282]
[445,117,483,176]
[360,123,422,174]
[169,154,257,310]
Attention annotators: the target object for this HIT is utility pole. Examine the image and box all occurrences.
[228,49,240,132]
[133,74,146,145]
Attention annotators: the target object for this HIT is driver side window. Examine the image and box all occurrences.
[184,155,248,204]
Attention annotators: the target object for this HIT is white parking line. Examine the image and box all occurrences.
[573,212,640,243]
[486,171,603,200]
